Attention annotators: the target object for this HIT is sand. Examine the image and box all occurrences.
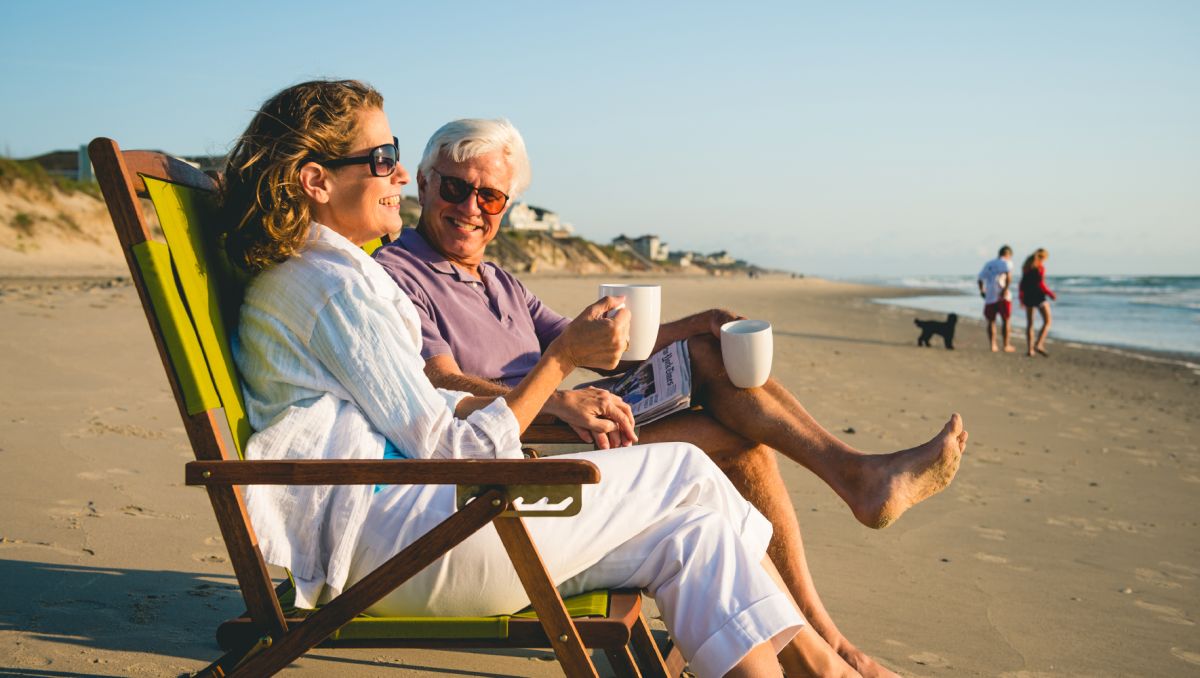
[0,270,1197,677]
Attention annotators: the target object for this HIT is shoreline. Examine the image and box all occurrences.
[530,271,1200,375]
[857,279,1200,369]
[3,268,1196,373]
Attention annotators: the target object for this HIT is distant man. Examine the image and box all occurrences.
[978,245,1015,352]
[376,118,969,676]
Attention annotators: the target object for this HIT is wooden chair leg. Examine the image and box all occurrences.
[492,514,599,678]
[193,635,271,678]
[604,646,643,678]
[225,489,505,677]
[630,611,675,678]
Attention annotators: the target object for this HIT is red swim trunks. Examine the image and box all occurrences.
[984,299,1011,321]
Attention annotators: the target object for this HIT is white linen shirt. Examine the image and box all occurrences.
[234,223,523,609]
[977,256,1013,304]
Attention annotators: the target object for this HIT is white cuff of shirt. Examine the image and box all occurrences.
[465,397,524,459]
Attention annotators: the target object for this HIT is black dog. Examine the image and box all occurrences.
[915,313,957,350]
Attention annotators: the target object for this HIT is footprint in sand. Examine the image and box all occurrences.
[77,468,134,481]
[975,552,1009,564]
[908,651,949,668]
[1136,567,1185,590]
[1014,477,1046,493]
[972,526,1007,541]
[1160,561,1199,580]
[1,536,95,557]
[1046,515,1103,536]
[972,551,1033,573]
[194,553,228,564]
[1171,647,1200,667]
[1134,599,1195,627]
[80,416,166,440]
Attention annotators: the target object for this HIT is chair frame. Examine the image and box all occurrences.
[88,137,683,677]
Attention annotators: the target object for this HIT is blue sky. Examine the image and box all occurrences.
[2,1,1197,276]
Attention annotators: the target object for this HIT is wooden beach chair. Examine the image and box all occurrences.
[88,137,684,678]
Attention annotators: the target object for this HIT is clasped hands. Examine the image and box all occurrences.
[548,295,637,449]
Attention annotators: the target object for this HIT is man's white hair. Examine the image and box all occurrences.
[418,118,531,197]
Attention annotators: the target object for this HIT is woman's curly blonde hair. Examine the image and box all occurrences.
[1022,248,1049,273]
[221,79,384,272]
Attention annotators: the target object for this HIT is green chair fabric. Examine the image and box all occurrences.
[143,176,251,455]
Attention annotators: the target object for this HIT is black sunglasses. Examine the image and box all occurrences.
[430,168,510,215]
[318,137,400,177]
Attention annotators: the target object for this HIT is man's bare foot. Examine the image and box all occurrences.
[847,414,968,529]
[1003,345,1016,353]
[990,344,999,352]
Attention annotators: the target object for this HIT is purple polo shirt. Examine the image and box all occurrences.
[373,228,570,386]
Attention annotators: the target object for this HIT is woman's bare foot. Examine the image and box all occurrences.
[1036,347,1049,357]
[846,414,968,529]
[834,641,901,678]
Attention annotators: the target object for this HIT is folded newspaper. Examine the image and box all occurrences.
[575,340,692,426]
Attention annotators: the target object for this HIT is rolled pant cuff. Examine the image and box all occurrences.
[688,593,805,678]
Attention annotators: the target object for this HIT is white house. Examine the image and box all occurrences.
[502,202,574,234]
[612,234,669,262]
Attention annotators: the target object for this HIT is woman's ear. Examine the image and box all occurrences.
[299,162,332,204]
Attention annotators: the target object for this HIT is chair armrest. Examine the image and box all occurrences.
[522,420,585,445]
[185,458,600,487]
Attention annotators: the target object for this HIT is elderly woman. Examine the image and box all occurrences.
[220,79,860,678]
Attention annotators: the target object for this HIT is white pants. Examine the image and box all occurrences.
[348,443,804,678]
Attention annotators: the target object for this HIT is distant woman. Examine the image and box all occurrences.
[1019,248,1056,357]
[220,79,862,678]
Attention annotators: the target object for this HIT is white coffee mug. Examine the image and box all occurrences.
[720,319,773,388]
[598,283,661,361]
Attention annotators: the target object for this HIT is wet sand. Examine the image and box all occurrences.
[0,272,1196,676]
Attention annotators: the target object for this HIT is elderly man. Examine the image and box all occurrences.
[376,118,968,677]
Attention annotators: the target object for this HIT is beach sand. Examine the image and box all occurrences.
[1,271,1197,677]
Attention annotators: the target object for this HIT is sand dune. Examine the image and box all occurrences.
[0,272,1196,676]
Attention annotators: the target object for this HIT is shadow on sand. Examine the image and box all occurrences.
[0,559,646,677]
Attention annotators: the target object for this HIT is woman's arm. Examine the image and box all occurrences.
[1038,267,1056,300]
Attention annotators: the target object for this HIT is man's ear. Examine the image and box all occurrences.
[415,169,427,203]
[299,162,333,204]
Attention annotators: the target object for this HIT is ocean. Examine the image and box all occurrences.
[854,274,1200,363]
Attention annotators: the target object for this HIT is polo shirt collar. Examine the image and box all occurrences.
[400,227,491,284]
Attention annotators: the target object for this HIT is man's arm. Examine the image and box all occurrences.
[425,354,509,396]
[426,353,636,449]
[651,308,743,354]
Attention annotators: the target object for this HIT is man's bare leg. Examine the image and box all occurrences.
[987,317,998,351]
[688,334,969,529]
[641,413,896,677]
[1001,315,1016,352]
